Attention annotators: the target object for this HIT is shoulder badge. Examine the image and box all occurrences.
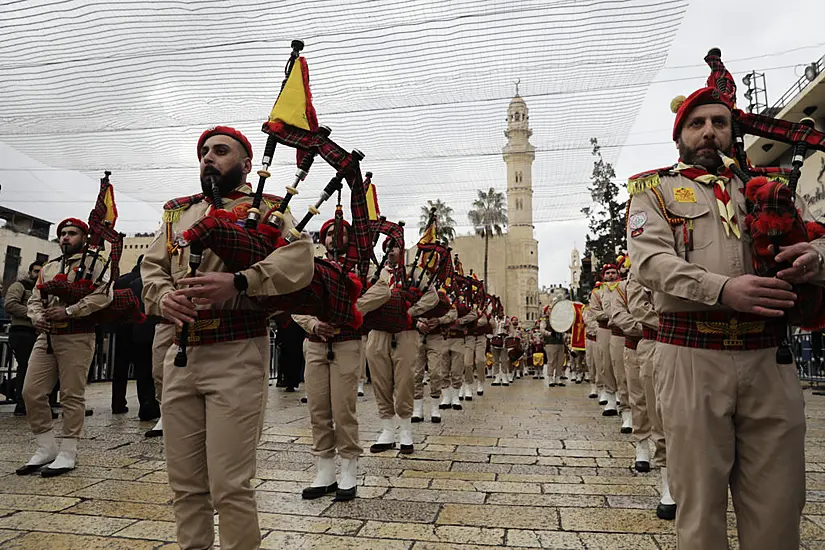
[162,193,205,223]
[261,193,285,212]
[627,166,676,197]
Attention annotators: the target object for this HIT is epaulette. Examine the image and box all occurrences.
[261,193,284,212]
[162,194,205,223]
[627,166,676,197]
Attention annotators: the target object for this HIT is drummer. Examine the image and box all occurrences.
[540,302,567,387]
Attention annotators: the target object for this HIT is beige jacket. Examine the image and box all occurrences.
[628,170,825,312]
[141,184,315,319]
[28,252,112,324]
[608,279,642,338]
[5,278,35,328]
[626,276,658,332]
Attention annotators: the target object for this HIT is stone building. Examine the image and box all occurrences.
[446,88,540,322]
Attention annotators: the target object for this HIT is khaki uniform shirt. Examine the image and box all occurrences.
[141,183,315,319]
[590,287,608,325]
[626,276,658,332]
[28,252,112,324]
[608,279,642,338]
[627,170,825,312]
[583,304,597,338]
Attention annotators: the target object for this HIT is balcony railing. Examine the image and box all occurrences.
[769,53,825,114]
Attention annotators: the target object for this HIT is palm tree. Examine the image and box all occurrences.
[468,187,508,283]
[419,199,456,242]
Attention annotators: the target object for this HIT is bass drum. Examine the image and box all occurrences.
[550,300,576,333]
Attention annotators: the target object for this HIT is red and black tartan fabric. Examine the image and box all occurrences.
[50,318,96,335]
[610,327,624,337]
[704,49,737,102]
[181,215,287,273]
[744,176,825,328]
[597,320,608,329]
[491,335,504,347]
[738,110,825,154]
[657,311,785,351]
[38,277,94,305]
[264,122,355,175]
[362,288,413,334]
[642,327,658,341]
[369,219,405,253]
[88,289,145,325]
[173,310,268,346]
[504,336,521,349]
[625,336,641,350]
[307,325,363,344]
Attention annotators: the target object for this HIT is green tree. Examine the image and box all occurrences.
[580,138,626,298]
[419,199,456,242]
[467,187,508,283]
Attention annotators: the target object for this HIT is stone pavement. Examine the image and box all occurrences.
[1,376,825,549]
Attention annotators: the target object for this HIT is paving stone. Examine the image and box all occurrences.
[359,520,505,545]
[437,504,559,530]
[69,479,174,504]
[261,531,410,549]
[0,511,137,536]
[324,498,441,524]
[0,532,158,549]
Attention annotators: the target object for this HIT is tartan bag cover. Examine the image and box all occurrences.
[657,311,785,351]
[174,310,269,346]
[362,287,413,333]
[625,336,641,350]
[88,289,145,325]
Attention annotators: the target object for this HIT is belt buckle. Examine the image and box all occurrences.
[696,317,764,348]
[178,318,221,344]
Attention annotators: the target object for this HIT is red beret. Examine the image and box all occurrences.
[56,218,89,237]
[319,218,351,242]
[601,263,618,277]
[671,87,734,141]
[197,126,253,160]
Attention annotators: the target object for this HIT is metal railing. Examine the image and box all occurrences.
[769,53,825,114]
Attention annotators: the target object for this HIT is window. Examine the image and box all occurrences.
[4,246,21,289]
[36,253,49,265]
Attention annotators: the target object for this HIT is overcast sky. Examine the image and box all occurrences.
[1,0,823,286]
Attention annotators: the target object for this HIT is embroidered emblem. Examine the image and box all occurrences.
[628,211,648,231]
[673,187,697,203]
[696,318,764,348]
[631,228,644,238]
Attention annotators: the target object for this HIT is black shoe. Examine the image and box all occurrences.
[370,442,395,453]
[411,416,423,423]
[41,466,74,478]
[138,406,161,422]
[575,380,582,384]
[549,383,556,387]
[302,482,337,500]
[144,428,163,438]
[560,376,568,380]
[502,383,509,387]
[285,387,296,393]
[430,416,441,424]
[357,391,364,397]
[656,503,676,521]
[84,409,94,417]
[51,410,58,420]
[333,486,356,502]
[598,400,608,406]
[439,403,450,410]
[112,406,129,415]
[634,461,650,473]
[465,396,472,401]
[13,405,26,417]
[589,393,598,399]
[602,409,618,417]
[558,383,566,387]
[486,375,494,379]
[300,397,308,404]
[458,395,464,401]
[399,444,414,455]
[621,426,632,434]
[476,390,483,396]
[452,403,462,411]
[491,382,500,387]
[16,463,46,476]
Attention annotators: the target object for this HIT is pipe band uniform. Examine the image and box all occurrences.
[627,48,825,549]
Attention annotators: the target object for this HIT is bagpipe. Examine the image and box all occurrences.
[704,48,825,328]
[37,172,144,350]
[173,41,373,365]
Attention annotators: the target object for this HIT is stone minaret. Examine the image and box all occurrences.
[502,83,540,322]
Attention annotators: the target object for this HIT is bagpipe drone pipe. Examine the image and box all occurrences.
[36,171,144,328]
[704,48,825,328]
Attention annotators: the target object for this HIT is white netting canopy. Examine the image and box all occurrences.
[0,0,689,232]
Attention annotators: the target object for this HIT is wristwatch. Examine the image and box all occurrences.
[817,251,825,273]
[65,305,74,318]
[233,272,249,294]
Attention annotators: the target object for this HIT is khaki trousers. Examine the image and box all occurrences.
[637,339,665,466]
[23,333,95,438]
[609,335,628,409]
[366,330,417,420]
[474,337,486,383]
[415,333,446,399]
[463,336,479,384]
[443,337,465,389]
[585,340,598,385]
[655,343,806,550]
[304,339,362,460]
[491,347,510,377]
[359,334,368,382]
[152,324,175,405]
[162,336,269,550]
[570,352,585,375]
[623,347,650,442]
[544,344,565,378]
[596,328,616,393]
